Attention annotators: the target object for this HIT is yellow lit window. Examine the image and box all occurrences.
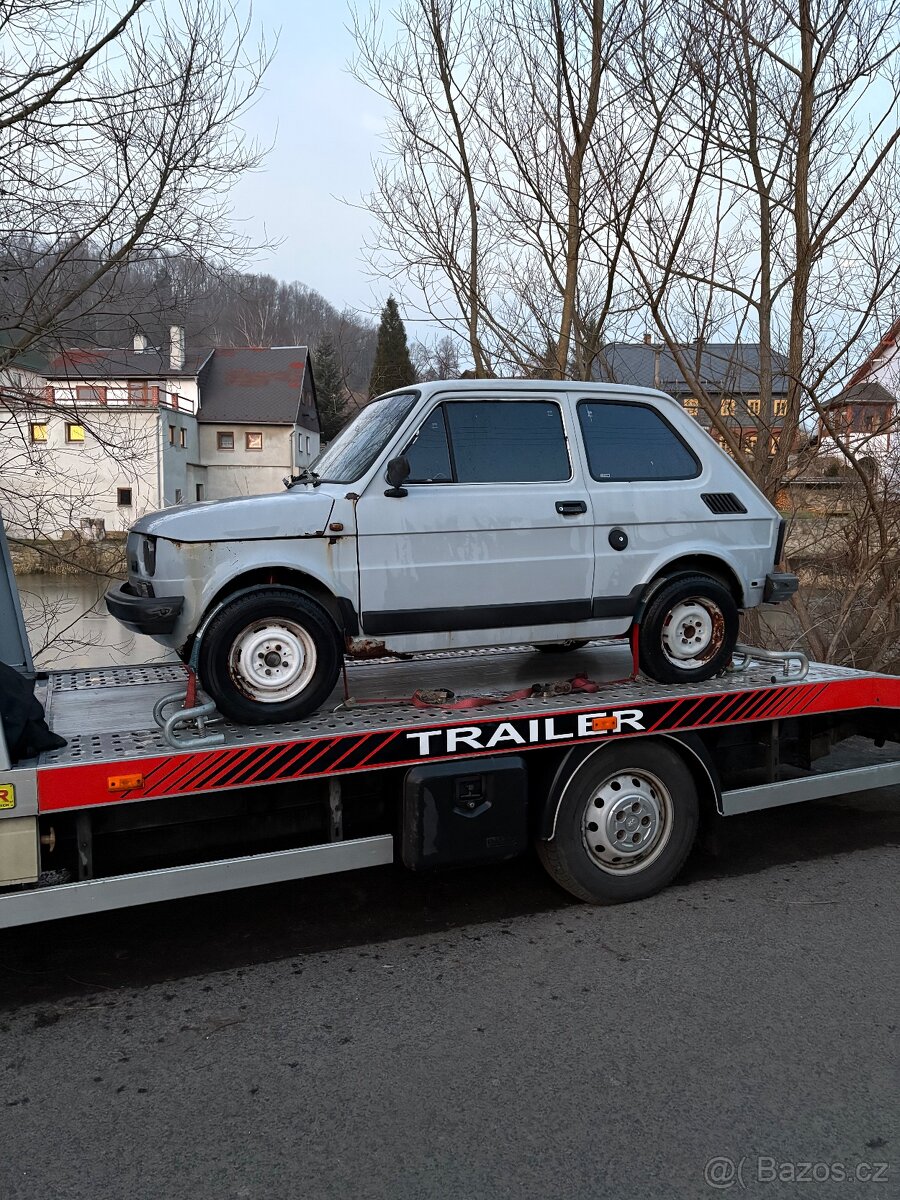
[747,398,761,415]
[683,396,699,415]
[720,398,735,417]
[30,422,48,443]
[773,399,788,416]
[66,423,85,443]
[770,434,780,454]
[246,431,263,450]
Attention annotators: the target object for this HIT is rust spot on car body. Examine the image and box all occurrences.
[345,637,413,660]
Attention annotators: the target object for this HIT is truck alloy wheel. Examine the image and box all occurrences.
[538,741,700,904]
[638,574,739,684]
[198,588,342,724]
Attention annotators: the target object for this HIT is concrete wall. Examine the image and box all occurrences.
[198,422,313,499]
[0,403,162,537]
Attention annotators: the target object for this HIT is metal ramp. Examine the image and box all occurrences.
[0,511,33,676]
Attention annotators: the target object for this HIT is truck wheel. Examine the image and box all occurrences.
[537,742,699,904]
[638,574,738,684]
[198,588,342,724]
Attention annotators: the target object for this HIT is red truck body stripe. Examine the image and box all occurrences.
[35,674,900,813]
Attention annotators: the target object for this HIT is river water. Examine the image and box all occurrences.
[17,574,177,669]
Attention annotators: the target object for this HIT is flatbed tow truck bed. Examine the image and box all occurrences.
[2,641,900,926]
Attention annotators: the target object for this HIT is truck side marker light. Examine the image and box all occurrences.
[108,774,144,793]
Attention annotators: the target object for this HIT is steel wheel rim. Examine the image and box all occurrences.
[661,596,724,668]
[581,768,674,875]
[230,619,317,703]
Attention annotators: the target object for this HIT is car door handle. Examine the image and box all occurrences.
[556,500,587,516]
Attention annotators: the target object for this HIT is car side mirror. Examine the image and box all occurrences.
[385,455,411,498]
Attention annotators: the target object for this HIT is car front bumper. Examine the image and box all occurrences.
[763,572,799,604]
[106,581,185,636]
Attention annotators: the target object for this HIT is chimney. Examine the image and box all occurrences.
[169,325,185,372]
[643,332,653,345]
[133,332,150,351]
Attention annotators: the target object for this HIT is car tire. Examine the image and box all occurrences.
[198,588,342,724]
[638,574,739,684]
[537,741,700,904]
[533,640,591,653]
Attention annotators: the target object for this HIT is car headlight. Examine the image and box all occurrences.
[142,535,157,577]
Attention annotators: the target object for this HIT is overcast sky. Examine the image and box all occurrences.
[229,1,389,320]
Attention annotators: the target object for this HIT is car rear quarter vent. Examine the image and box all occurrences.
[702,492,748,515]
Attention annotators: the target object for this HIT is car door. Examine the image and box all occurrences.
[354,392,595,637]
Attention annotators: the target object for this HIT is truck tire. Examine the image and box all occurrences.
[537,741,699,904]
[638,574,738,684]
[198,588,342,725]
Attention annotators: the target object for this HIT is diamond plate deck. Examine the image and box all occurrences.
[36,643,877,771]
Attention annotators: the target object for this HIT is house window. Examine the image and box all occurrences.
[180,428,187,448]
[306,435,311,454]
[245,431,263,450]
[168,425,176,445]
[217,431,234,450]
[683,397,699,415]
[66,423,85,443]
[720,398,735,417]
[195,483,204,502]
[747,398,761,415]
[174,488,183,504]
[30,422,48,443]
[770,434,780,455]
[774,399,788,416]
[744,434,758,455]
[117,487,133,507]
[76,386,102,403]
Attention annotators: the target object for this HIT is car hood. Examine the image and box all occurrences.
[131,489,336,543]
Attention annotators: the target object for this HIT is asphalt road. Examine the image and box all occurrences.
[0,789,897,1200]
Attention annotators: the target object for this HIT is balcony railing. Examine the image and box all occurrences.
[44,384,196,414]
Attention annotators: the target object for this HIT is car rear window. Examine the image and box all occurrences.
[578,401,700,481]
[405,400,570,483]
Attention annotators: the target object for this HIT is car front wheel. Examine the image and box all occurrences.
[198,588,342,724]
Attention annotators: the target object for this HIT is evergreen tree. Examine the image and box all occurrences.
[313,333,351,443]
[368,296,416,397]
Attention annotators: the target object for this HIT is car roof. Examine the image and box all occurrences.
[384,379,679,404]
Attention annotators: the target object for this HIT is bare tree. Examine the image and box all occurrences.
[0,0,271,657]
[356,0,900,669]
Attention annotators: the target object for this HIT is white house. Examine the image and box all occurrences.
[0,330,321,538]
[817,318,900,471]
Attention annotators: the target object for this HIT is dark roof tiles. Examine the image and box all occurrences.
[196,346,318,430]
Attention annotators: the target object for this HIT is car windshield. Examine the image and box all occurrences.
[310,391,419,484]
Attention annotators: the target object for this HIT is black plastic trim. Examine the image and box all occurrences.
[591,587,643,619]
[362,599,592,636]
[337,595,360,636]
[362,591,643,636]
[105,581,184,635]
[763,572,799,604]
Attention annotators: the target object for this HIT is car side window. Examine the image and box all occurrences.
[578,401,700,481]
[446,401,569,483]
[404,400,570,483]
[404,407,454,482]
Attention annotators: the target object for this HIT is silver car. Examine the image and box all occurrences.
[107,380,797,723]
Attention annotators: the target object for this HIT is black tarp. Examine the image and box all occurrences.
[0,662,66,763]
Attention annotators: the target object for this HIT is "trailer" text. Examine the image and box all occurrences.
[405,709,645,756]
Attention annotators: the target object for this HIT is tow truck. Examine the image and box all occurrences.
[2,517,899,927]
